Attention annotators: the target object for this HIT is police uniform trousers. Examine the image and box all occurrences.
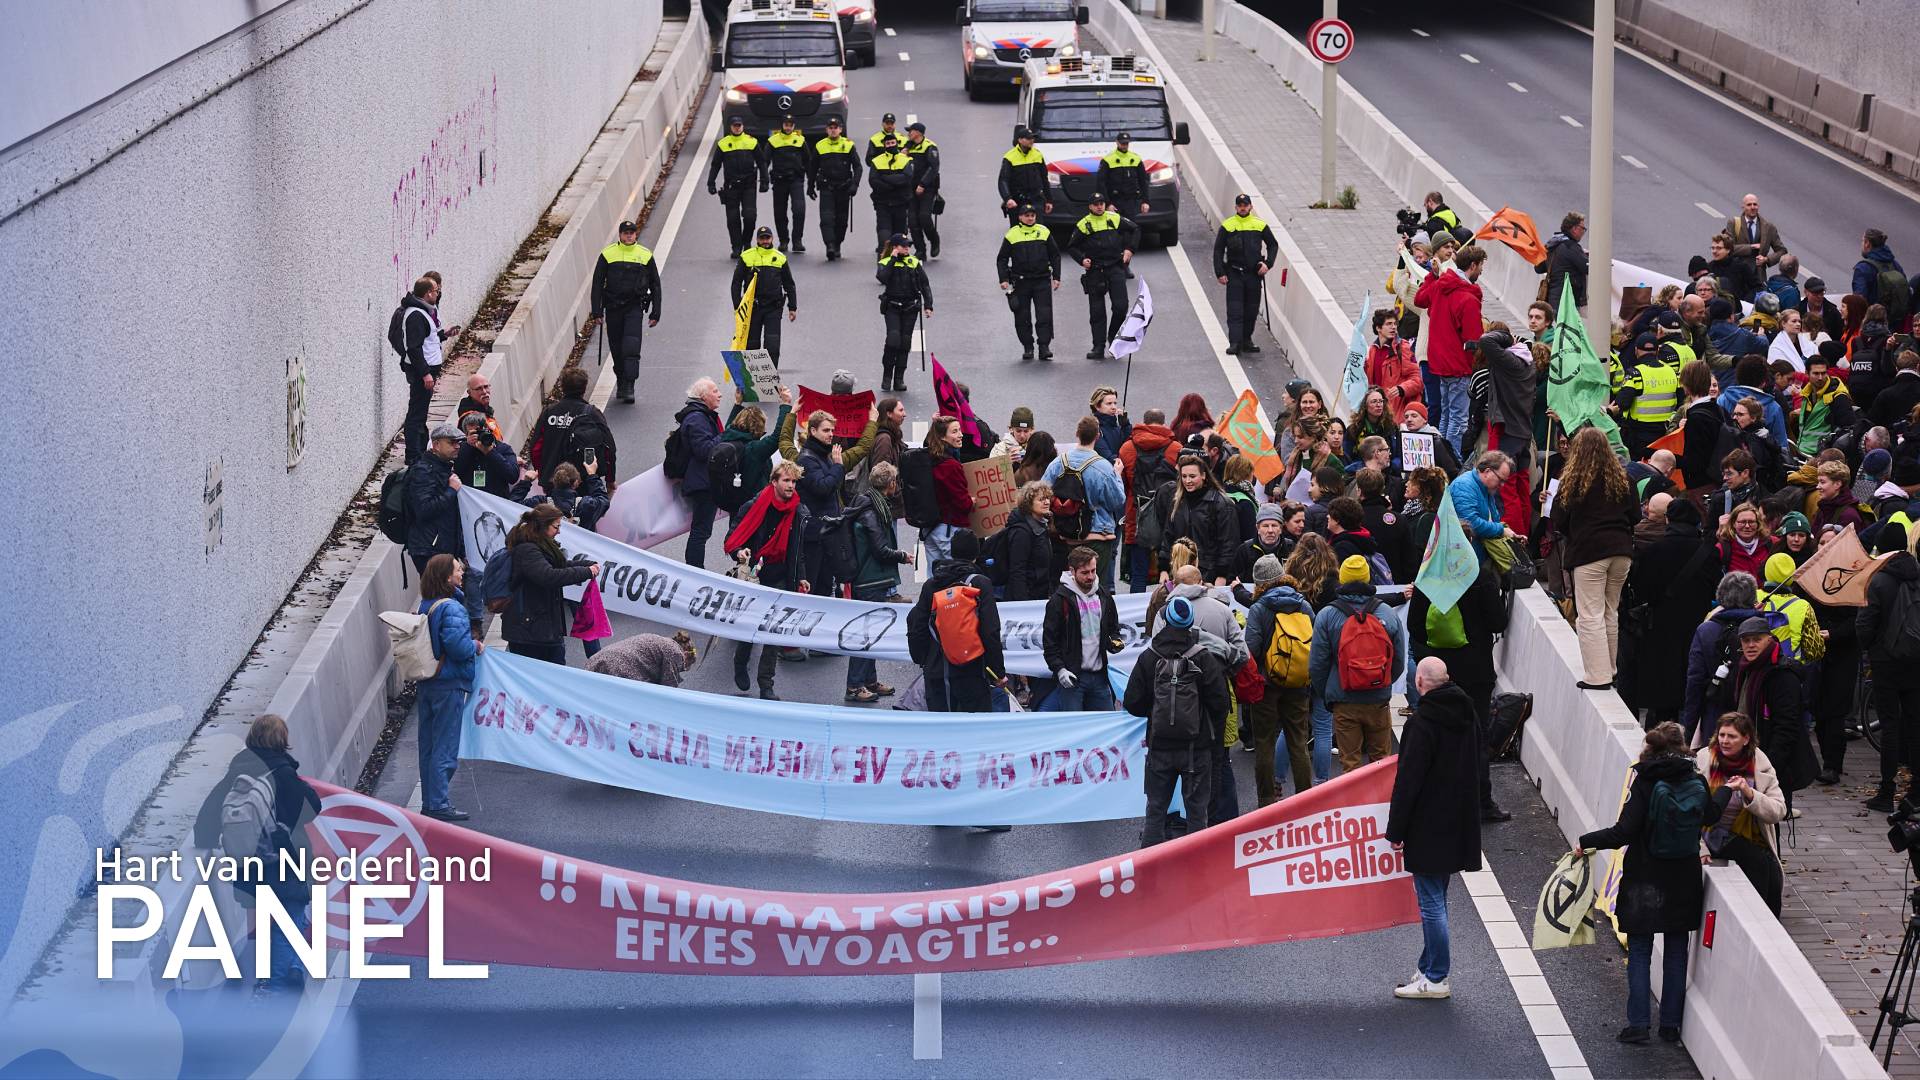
[881,300,919,384]
[1007,276,1054,351]
[605,304,646,389]
[746,302,785,367]
[817,184,853,253]
[1083,262,1128,350]
[771,177,807,247]
[1223,267,1262,346]
[910,190,941,257]
[872,199,910,253]
[1621,419,1667,463]
[720,181,758,255]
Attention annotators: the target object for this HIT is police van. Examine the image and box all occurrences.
[712,0,852,136]
[835,2,877,67]
[1017,53,1189,245]
[955,0,1089,101]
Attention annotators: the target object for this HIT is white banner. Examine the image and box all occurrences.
[460,487,1153,676]
[1109,278,1154,359]
[597,464,692,549]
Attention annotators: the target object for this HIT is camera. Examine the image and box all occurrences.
[1395,207,1423,238]
[1890,803,1920,858]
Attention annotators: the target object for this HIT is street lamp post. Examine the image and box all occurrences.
[1586,0,1615,350]
[1321,0,1338,206]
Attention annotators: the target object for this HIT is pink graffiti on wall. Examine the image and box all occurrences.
[391,74,501,295]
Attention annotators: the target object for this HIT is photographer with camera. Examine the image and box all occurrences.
[1416,192,1462,245]
[455,411,520,499]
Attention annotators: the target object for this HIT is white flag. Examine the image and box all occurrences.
[1109,279,1155,359]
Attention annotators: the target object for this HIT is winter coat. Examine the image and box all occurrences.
[674,400,723,494]
[931,454,972,528]
[1547,478,1639,568]
[404,452,462,562]
[1447,469,1505,554]
[1619,525,1718,713]
[191,746,322,903]
[1860,551,1920,674]
[1307,582,1406,704]
[1539,231,1589,309]
[523,476,611,534]
[1694,745,1788,855]
[1868,371,1920,432]
[1813,488,1865,536]
[847,490,909,593]
[1123,623,1231,747]
[417,590,480,690]
[1484,338,1537,438]
[454,437,520,499]
[1244,583,1314,679]
[721,404,792,510]
[1156,483,1240,582]
[1578,754,1708,935]
[1681,606,1773,735]
[1042,573,1121,678]
[1713,640,1809,788]
[1365,339,1424,423]
[1044,447,1126,537]
[1003,508,1055,602]
[1413,268,1484,378]
[1385,682,1484,875]
[906,559,1005,685]
[1231,538,1288,604]
[1118,424,1181,544]
[1715,383,1788,452]
[1408,562,1506,688]
[1146,583,1248,666]
[794,435,849,541]
[1853,244,1905,306]
[1095,411,1132,463]
[1678,398,1724,491]
[503,540,595,646]
[585,634,689,687]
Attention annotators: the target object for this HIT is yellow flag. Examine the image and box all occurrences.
[731,274,757,350]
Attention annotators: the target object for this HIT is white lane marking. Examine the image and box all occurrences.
[1507,81,1527,93]
[913,973,942,1059]
[884,27,896,37]
[1459,53,1480,64]
[899,51,911,62]
[1459,862,1591,1074]
[910,421,928,444]
[1518,1,1920,208]
[903,79,916,92]
[1695,201,1723,217]
[1163,247,1274,432]
[1621,154,1647,169]
[1411,28,1430,37]
[1559,114,1582,127]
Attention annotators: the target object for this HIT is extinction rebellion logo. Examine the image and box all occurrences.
[1231,802,1406,896]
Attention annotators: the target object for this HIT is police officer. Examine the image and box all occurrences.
[1212,193,1279,355]
[1064,192,1139,360]
[765,114,810,253]
[876,232,933,393]
[868,132,914,258]
[707,115,767,257]
[1653,309,1696,370]
[590,220,662,405]
[996,204,1060,361]
[903,122,942,260]
[1097,131,1150,218]
[998,126,1049,224]
[866,111,901,164]
[809,116,861,260]
[732,226,798,366]
[1616,332,1679,460]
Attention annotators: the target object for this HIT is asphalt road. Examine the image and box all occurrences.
[1251,0,1920,288]
[347,11,1694,1077]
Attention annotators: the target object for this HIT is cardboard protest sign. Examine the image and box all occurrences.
[722,349,780,402]
[966,455,1018,536]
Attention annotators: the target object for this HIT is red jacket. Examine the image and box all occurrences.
[1117,424,1180,544]
[932,455,972,527]
[1414,270,1484,378]
[1365,339,1424,422]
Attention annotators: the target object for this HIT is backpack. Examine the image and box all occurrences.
[709,440,748,512]
[220,769,285,870]
[1051,458,1094,542]
[1876,264,1912,327]
[899,447,940,530]
[381,598,455,682]
[1647,774,1710,859]
[1335,597,1394,693]
[1889,579,1920,663]
[377,469,412,546]
[1485,691,1534,759]
[1148,642,1207,743]
[1132,450,1174,547]
[1263,608,1314,688]
[387,304,429,366]
[930,578,987,666]
[1367,551,1395,587]
[980,525,1014,586]
[483,546,515,614]
[663,405,699,480]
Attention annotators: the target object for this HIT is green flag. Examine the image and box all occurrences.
[1545,277,1622,451]
[1415,490,1480,613]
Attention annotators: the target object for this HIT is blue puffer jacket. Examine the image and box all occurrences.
[1447,468,1504,556]
[1306,582,1405,704]
[1244,583,1314,675]
[1708,320,1769,367]
[1043,447,1127,537]
[417,589,480,691]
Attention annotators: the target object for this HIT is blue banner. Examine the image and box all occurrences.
[463,651,1149,825]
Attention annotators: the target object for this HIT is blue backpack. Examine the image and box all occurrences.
[482,547,515,615]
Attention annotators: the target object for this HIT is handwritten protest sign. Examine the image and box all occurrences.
[966,455,1018,536]
[721,349,780,402]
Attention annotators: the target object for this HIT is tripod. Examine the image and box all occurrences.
[1871,885,1920,1068]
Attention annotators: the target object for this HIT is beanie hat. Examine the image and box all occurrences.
[1009,406,1034,430]
[1763,551,1796,585]
[1402,401,1428,423]
[1253,555,1284,584]
[1339,555,1371,585]
[1410,230,1431,250]
[1165,596,1195,628]
[1687,255,1710,277]
[1878,522,1910,557]
[830,369,857,396]
[951,528,980,562]
[1707,298,1734,321]
[1256,503,1285,525]
[1864,448,1893,477]
[1779,511,1810,536]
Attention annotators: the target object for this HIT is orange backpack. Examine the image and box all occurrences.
[931,581,986,665]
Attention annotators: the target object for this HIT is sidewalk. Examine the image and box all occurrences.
[1137,17,1526,329]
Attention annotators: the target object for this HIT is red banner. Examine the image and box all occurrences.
[795,387,875,437]
[299,761,1414,975]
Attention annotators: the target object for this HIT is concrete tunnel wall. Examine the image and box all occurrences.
[0,0,663,994]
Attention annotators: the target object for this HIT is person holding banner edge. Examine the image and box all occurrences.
[906,528,1008,717]
[724,460,813,700]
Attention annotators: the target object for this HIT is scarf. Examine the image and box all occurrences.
[1733,534,1760,557]
[726,485,799,565]
[1706,744,1768,849]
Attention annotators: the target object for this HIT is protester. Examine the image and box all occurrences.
[1042,546,1123,711]
[523,462,609,533]
[1549,428,1640,690]
[1124,596,1229,846]
[404,423,465,575]
[1714,501,1772,578]
[1091,386,1131,462]
[1119,407,1181,592]
[1233,503,1292,604]
[1244,563,1315,803]
[1793,352,1854,456]
[1044,416,1128,588]
[907,528,1008,713]
[1387,658,1484,1001]
[1574,722,1708,1046]
[1448,451,1521,559]
[585,631,697,688]
[843,461,913,701]
[911,416,973,563]
[501,504,599,666]
[1367,309,1424,423]
[724,461,812,700]
[1409,553,1510,822]
[1003,480,1057,602]
[530,366,617,489]
[1414,244,1488,454]
[1860,522,1920,811]
[1308,556,1405,774]
[1695,711,1787,913]
[1680,572,1766,740]
[1619,500,1719,726]
[719,387,794,526]
[454,411,520,499]
[1154,452,1240,585]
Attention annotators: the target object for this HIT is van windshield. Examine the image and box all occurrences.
[726,23,842,67]
[973,0,1076,20]
[1030,87,1171,141]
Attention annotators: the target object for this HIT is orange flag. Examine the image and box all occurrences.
[1648,428,1687,490]
[1474,206,1549,267]
[1219,389,1281,485]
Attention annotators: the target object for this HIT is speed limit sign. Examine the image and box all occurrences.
[1307,18,1354,64]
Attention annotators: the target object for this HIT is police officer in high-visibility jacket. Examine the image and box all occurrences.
[998,127,1050,224]
[868,133,914,258]
[1652,309,1696,372]
[1064,192,1140,360]
[1097,132,1150,218]
[1616,332,1679,460]
[997,204,1061,362]
[809,117,861,261]
[590,220,662,405]
[1212,193,1279,355]
[903,122,941,260]
[765,114,810,253]
[707,115,767,258]
[731,226,798,366]
[876,233,933,393]
[866,111,901,165]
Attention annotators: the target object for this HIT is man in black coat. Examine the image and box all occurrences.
[1409,560,1512,821]
[405,423,465,573]
[1042,546,1124,710]
[1386,658,1484,1000]
[1860,523,1920,810]
[1124,597,1229,847]
[907,529,1007,713]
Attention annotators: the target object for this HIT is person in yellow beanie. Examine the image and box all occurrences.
[1306,554,1406,774]
[1759,551,1823,665]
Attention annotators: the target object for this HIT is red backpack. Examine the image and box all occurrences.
[931,579,987,666]
[1336,597,1394,693]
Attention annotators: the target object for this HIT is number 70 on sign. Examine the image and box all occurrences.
[1307,18,1354,64]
